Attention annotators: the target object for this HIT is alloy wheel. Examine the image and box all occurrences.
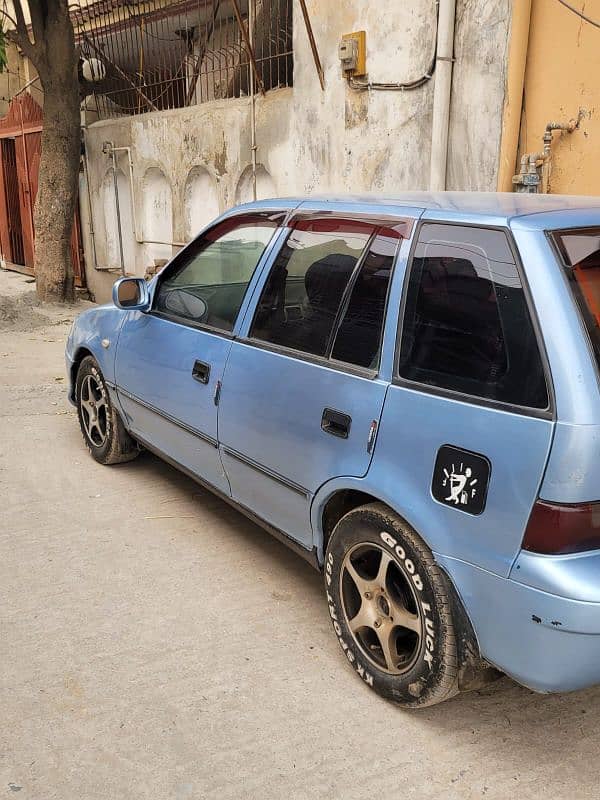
[79,373,108,447]
[340,542,422,675]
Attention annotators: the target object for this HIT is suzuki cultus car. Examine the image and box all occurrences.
[67,192,600,707]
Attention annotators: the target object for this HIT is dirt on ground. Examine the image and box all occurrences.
[1,268,599,800]
[0,271,81,331]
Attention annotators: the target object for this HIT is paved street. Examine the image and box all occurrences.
[1,269,599,800]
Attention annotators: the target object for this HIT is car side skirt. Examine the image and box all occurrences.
[133,433,320,570]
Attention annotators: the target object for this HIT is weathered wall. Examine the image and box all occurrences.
[516,0,600,195]
[82,0,513,302]
[448,0,512,190]
[0,44,41,116]
[82,90,293,300]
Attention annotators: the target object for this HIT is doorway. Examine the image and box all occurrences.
[0,138,24,265]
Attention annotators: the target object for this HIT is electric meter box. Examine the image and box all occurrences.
[339,31,366,77]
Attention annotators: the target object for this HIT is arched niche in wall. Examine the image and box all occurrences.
[102,167,135,271]
[184,166,220,240]
[234,164,277,205]
[142,166,173,267]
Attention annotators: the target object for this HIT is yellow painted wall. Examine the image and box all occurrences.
[516,0,600,195]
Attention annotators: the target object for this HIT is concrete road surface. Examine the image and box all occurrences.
[1,269,599,800]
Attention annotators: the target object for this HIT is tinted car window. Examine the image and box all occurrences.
[250,219,374,357]
[331,229,400,368]
[399,223,549,409]
[155,214,280,332]
[551,227,600,370]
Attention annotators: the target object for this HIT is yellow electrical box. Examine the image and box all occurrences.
[340,31,367,77]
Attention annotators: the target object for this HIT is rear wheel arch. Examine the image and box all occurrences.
[319,490,499,693]
[319,488,434,562]
[321,489,380,554]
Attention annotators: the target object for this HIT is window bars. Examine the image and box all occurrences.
[73,0,293,119]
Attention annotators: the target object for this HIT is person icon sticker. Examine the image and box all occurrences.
[443,464,478,506]
[432,446,491,516]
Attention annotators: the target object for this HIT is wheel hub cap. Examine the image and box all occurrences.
[340,542,423,675]
[79,373,108,447]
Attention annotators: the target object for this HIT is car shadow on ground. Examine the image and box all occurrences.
[129,447,322,583]
[116,447,600,762]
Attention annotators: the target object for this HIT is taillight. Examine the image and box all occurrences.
[523,500,600,555]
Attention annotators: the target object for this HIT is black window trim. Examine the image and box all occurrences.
[149,209,288,336]
[150,309,237,340]
[546,227,600,372]
[237,335,380,380]
[324,229,378,359]
[392,218,556,421]
[238,218,403,378]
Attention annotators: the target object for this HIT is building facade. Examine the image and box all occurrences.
[1,1,599,301]
[79,0,515,301]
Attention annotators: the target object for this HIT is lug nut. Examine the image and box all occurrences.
[374,619,381,628]
[364,592,372,599]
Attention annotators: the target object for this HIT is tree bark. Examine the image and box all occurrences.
[8,1,80,303]
[32,7,80,303]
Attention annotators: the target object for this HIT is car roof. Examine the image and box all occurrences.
[235,191,600,230]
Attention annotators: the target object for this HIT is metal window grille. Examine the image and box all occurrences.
[73,0,293,120]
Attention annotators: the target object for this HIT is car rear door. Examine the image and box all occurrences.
[114,211,285,494]
[372,221,555,576]
[217,212,411,549]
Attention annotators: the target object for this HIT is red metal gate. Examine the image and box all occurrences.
[0,94,85,287]
[0,138,25,265]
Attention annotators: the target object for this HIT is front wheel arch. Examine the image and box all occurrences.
[71,346,94,401]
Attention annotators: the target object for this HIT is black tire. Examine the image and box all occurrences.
[76,355,139,465]
[324,502,460,708]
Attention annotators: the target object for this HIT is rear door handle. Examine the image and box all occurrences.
[192,359,211,384]
[321,407,352,439]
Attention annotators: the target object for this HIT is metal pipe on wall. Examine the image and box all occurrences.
[81,128,99,271]
[249,0,257,201]
[102,142,185,258]
[112,145,185,247]
[496,0,533,192]
[429,0,456,191]
[110,146,126,275]
[111,145,139,242]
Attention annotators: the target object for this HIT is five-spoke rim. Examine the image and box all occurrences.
[79,373,108,447]
[340,542,422,675]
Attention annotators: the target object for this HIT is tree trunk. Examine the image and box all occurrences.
[32,8,80,303]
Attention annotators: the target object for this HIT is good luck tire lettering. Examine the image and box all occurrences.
[324,502,460,708]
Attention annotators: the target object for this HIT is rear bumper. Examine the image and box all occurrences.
[438,553,600,693]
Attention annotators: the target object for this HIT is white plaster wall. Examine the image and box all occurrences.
[142,166,173,267]
[81,0,513,302]
[235,164,278,204]
[447,0,512,190]
[184,166,220,239]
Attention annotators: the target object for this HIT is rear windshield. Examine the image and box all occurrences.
[551,228,600,369]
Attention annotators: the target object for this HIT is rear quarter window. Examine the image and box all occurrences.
[398,223,549,410]
[551,228,600,370]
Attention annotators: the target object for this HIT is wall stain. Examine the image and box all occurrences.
[214,134,228,177]
[345,91,369,129]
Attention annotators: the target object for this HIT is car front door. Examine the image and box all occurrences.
[218,214,409,548]
[114,211,285,494]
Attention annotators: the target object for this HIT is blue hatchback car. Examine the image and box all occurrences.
[66,192,600,707]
